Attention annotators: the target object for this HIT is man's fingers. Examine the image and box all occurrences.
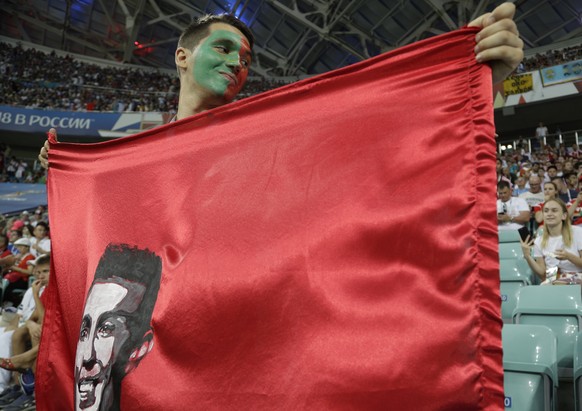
[476,45,524,67]
[468,12,490,28]
[490,2,516,23]
[475,30,524,59]
[476,18,519,42]
[48,128,58,141]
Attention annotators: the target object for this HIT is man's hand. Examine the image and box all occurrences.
[469,2,524,84]
[32,279,42,297]
[38,128,57,170]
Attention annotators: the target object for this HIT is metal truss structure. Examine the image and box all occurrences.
[1,0,581,78]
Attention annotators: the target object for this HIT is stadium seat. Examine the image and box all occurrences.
[499,229,521,243]
[499,241,524,260]
[513,285,582,378]
[502,324,558,411]
[499,262,532,322]
[574,332,582,411]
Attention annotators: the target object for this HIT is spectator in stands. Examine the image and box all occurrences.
[496,159,511,185]
[533,181,558,225]
[519,175,545,209]
[513,176,528,196]
[497,181,530,231]
[565,172,579,198]
[551,177,572,203]
[5,228,21,255]
[0,235,15,273]
[546,164,558,182]
[0,254,50,409]
[2,238,34,306]
[568,191,582,226]
[29,222,50,258]
[29,209,43,228]
[520,198,582,285]
[20,224,34,240]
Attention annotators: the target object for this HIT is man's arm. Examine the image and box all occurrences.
[469,2,524,84]
[31,280,45,323]
[38,128,56,170]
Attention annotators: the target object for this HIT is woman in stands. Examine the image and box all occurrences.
[29,222,50,258]
[521,198,582,285]
[533,181,558,225]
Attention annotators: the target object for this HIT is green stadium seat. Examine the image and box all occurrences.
[574,332,582,411]
[500,270,532,322]
[513,285,582,378]
[499,242,524,260]
[503,324,558,411]
[499,229,522,243]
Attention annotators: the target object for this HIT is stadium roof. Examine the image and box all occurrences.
[2,0,582,79]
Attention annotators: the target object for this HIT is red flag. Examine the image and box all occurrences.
[37,27,502,410]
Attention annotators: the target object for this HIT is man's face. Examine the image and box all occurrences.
[547,168,557,178]
[188,23,252,102]
[8,231,19,243]
[36,263,50,285]
[15,245,29,255]
[498,187,512,202]
[529,179,542,193]
[516,178,525,188]
[34,225,47,238]
[75,279,146,411]
[568,174,578,188]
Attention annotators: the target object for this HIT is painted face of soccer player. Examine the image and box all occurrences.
[75,278,147,411]
[185,23,251,103]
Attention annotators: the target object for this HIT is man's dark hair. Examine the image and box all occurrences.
[497,181,511,190]
[94,244,162,337]
[547,165,557,171]
[35,221,49,232]
[36,254,50,266]
[93,243,162,372]
[178,14,254,51]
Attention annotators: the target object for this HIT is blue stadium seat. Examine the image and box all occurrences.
[513,285,582,378]
[503,324,558,411]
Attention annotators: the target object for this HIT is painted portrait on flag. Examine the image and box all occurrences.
[74,244,162,411]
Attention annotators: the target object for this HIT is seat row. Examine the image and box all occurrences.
[498,230,582,410]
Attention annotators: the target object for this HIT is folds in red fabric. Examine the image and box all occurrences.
[37,27,502,411]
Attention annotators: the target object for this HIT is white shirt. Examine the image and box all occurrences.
[534,226,582,273]
[29,237,50,258]
[497,197,529,230]
[519,190,545,209]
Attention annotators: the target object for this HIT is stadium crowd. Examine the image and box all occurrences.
[519,44,582,73]
[0,145,45,185]
[0,207,50,409]
[0,42,286,113]
[497,139,582,284]
[1,42,581,113]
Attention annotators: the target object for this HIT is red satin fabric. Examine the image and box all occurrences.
[37,27,502,410]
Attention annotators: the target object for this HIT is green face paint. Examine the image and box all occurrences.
[192,27,252,101]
